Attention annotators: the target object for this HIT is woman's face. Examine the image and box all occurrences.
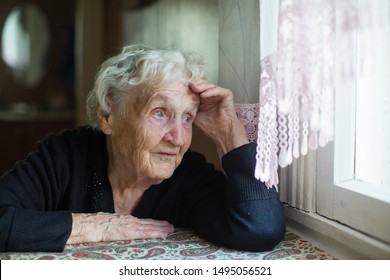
[106,80,199,183]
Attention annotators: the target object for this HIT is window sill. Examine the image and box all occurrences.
[336,179,390,204]
[284,205,390,259]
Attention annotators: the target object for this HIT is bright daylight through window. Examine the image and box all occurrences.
[355,22,390,189]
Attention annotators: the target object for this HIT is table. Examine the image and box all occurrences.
[0,229,334,260]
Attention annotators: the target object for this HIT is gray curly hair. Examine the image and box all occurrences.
[86,44,206,129]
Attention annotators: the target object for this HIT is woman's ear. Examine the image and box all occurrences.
[97,105,113,135]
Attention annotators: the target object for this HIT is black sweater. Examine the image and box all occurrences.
[0,127,285,252]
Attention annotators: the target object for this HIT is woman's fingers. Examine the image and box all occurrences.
[110,215,174,240]
[189,82,217,94]
[190,83,233,103]
[134,218,175,238]
[68,213,174,244]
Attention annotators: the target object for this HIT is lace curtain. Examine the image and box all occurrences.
[234,0,387,189]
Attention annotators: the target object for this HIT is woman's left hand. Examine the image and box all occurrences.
[190,82,249,155]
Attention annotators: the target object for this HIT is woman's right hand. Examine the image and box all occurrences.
[66,212,175,244]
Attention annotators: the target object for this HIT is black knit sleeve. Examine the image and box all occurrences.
[0,133,74,252]
[180,143,285,252]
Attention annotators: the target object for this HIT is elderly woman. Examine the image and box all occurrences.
[0,45,285,252]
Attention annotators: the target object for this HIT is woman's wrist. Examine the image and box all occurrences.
[67,213,105,244]
[213,119,249,156]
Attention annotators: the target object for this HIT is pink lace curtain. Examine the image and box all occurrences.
[234,0,387,189]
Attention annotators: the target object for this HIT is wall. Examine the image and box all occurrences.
[75,0,104,125]
[219,0,260,104]
[123,0,219,84]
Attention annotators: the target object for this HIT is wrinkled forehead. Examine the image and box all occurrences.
[133,80,200,113]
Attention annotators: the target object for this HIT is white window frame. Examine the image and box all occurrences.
[286,11,390,259]
[316,22,390,246]
[316,83,390,245]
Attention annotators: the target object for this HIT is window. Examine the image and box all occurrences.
[316,2,390,245]
[355,27,390,189]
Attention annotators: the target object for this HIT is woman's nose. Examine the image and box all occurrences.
[163,120,185,147]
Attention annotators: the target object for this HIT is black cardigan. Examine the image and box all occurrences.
[0,127,285,252]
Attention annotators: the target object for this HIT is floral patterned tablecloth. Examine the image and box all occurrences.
[0,229,334,260]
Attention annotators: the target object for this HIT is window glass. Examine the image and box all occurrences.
[355,15,390,188]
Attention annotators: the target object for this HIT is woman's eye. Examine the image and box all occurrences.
[153,110,165,118]
[183,115,192,123]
